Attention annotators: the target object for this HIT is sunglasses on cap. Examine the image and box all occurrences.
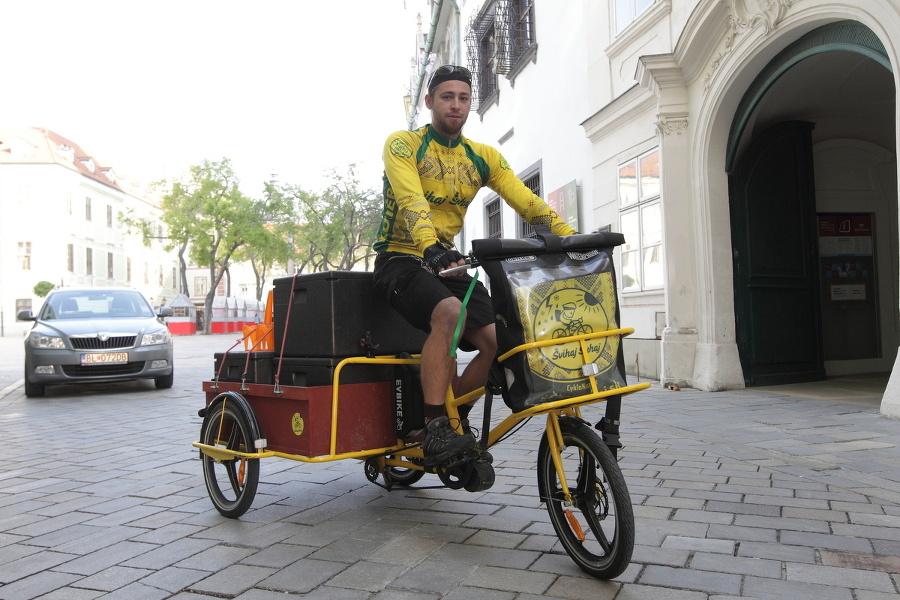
[428,64,473,93]
[433,65,472,79]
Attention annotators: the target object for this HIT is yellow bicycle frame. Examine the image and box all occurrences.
[193,327,650,488]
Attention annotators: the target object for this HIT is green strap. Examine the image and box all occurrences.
[450,271,479,358]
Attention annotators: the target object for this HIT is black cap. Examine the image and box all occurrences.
[427,65,472,95]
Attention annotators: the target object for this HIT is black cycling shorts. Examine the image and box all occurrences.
[373,252,494,350]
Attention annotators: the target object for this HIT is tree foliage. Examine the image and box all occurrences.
[290,165,382,273]
[231,180,296,300]
[158,159,271,333]
[33,281,54,298]
[123,158,384,333]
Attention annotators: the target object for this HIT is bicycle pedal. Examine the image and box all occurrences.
[430,449,469,468]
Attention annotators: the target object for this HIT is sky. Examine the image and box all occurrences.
[3,0,423,195]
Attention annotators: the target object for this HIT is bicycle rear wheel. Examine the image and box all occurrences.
[537,416,634,579]
[200,400,260,518]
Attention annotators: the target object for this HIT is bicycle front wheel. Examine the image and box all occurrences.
[537,416,634,579]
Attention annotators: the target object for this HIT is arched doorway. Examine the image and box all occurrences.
[727,21,897,386]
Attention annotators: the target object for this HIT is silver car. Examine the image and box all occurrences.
[18,288,175,397]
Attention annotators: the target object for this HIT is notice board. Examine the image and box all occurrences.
[817,214,879,360]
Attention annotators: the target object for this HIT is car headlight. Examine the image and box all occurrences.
[29,332,66,349]
[141,329,171,346]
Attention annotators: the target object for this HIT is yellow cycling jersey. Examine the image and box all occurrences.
[375,124,574,255]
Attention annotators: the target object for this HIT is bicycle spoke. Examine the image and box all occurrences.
[574,451,613,552]
[223,459,243,496]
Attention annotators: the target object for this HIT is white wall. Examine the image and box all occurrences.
[0,161,179,336]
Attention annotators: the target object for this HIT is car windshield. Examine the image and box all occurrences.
[40,291,155,320]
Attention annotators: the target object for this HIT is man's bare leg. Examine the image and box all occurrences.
[417,296,477,465]
[453,323,497,399]
[420,296,462,411]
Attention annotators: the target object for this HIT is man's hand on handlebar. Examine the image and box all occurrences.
[423,243,466,276]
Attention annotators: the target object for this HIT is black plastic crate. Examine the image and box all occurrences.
[213,351,275,384]
[272,271,425,357]
[273,357,394,387]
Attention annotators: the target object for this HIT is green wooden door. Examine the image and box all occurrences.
[729,121,825,386]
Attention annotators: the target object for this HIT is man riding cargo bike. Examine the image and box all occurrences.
[194,64,648,579]
[374,64,575,464]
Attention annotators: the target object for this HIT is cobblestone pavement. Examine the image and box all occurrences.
[0,333,898,599]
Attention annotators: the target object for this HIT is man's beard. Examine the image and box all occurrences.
[437,115,465,137]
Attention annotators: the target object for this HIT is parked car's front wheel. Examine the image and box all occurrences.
[155,373,174,389]
[24,368,45,397]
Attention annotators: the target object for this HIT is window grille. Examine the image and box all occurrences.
[509,0,536,61]
[486,198,502,238]
[465,13,499,107]
[465,0,537,107]
[518,172,541,238]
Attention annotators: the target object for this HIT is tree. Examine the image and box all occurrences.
[33,281,54,298]
[231,180,297,300]
[293,165,382,272]
[119,183,192,296]
[158,158,269,333]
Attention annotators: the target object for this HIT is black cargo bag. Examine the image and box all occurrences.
[471,228,628,412]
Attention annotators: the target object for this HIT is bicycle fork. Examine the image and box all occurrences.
[545,410,574,505]
[545,410,588,541]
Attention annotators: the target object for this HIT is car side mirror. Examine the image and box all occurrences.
[17,310,36,321]
[157,306,175,318]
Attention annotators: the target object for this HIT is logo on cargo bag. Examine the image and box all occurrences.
[517,274,619,382]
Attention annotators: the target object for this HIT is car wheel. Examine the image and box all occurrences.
[24,371,45,398]
[155,373,174,389]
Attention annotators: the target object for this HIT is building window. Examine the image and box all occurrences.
[17,242,31,270]
[465,6,501,108]
[517,171,541,239]
[67,244,74,272]
[127,258,132,282]
[509,0,536,62]
[107,205,113,228]
[485,198,502,238]
[85,197,92,221]
[86,248,93,275]
[107,252,114,278]
[465,0,538,108]
[477,22,499,104]
[618,149,663,292]
[195,277,208,297]
[16,299,32,314]
[615,0,657,34]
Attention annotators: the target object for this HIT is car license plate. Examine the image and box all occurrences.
[81,352,129,365]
